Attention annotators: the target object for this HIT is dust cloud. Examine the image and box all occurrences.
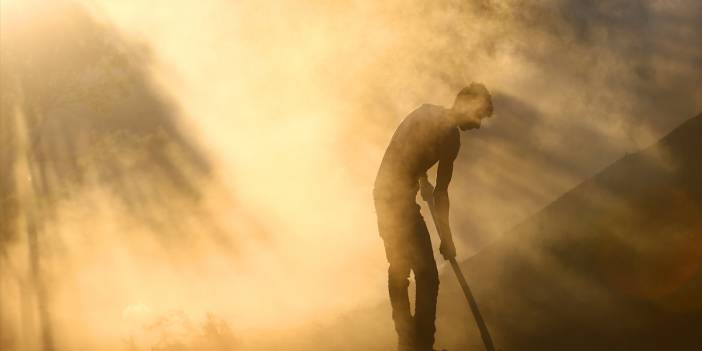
[1,0,701,350]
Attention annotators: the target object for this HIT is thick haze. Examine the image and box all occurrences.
[1,0,701,349]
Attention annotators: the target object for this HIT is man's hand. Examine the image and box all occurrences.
[419,174,434,202]
[422,174,456,260]
[439,239,456,260]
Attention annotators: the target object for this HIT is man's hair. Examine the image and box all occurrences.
[455,82,493,116]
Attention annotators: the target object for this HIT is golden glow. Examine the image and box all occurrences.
[1,0,701,350]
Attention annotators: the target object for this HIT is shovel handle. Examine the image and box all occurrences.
[448,258,496,351]
[419,176,495,351]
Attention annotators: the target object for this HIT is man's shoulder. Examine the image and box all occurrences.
[402,104,447,127]
[410,103,445,117]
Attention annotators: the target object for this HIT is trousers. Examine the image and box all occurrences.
[375,196,439,351]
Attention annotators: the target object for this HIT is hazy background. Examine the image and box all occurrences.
[1,0,701,349]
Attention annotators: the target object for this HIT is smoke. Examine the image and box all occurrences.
[1,0,700,349]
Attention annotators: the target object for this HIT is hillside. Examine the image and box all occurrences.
[262,112,702,351]
[437,112,702,350]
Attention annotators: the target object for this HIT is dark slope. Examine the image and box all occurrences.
[265,113,702,351]
[437,113,702,350]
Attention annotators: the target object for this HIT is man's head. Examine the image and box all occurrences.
[450,83,493,131]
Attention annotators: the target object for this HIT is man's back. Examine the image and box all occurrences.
[375,104,460,198]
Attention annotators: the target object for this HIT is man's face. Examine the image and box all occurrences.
[454,97,491,131]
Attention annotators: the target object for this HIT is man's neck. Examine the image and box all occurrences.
[442,107,459,129]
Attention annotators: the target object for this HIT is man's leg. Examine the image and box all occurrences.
[387,255,414,351]
[411,214,439,350]
[375,195,420,351]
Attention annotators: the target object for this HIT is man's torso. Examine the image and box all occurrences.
[374,104,460,202]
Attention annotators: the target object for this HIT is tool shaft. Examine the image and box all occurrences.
[420,176,495,351]
[448,258,495,351]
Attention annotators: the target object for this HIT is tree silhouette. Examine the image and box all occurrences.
[1,2,256,349]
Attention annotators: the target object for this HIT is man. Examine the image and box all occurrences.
[374,83,493,351]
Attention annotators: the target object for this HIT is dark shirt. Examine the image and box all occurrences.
[374,104,460,203]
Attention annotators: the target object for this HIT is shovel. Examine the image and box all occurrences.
[420,175,496,351]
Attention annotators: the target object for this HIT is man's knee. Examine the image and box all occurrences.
[388,263,411,289]
[414,264,439,288]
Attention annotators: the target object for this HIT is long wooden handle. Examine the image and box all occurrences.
[420,175,495,351]
[448,258,496,351]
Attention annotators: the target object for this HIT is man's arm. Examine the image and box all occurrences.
[434,131,460,259]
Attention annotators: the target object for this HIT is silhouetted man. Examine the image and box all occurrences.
[374,83,493,351]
